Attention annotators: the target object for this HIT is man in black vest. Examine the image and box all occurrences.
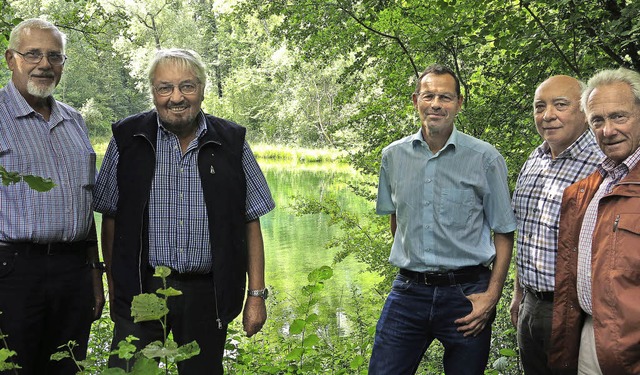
[93,48,275,374]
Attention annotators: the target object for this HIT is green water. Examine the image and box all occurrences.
[259,160,381,314]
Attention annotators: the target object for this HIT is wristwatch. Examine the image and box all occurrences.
[247,288,269,300]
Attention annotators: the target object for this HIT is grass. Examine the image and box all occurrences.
[91,137,346,165]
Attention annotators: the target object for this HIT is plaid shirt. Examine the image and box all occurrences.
[513,130,602,292]
[577,146,640,314]
[94,112,275,273]
[0,80,96,243]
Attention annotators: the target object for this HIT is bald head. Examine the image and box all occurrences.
[533,75,588,158]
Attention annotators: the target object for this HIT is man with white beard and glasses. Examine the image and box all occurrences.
[0,18,104,374]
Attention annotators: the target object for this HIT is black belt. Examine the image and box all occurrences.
[0,241,85,255]
[525,287,554,302]
[148,266,211,282]
[399,265,488,286]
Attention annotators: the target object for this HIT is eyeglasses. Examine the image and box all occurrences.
[153,82,200,97]
[416,92,457,103]
[12,50,67,66]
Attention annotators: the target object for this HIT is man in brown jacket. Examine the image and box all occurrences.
[550,67,640,374]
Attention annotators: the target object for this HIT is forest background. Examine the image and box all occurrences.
[0,0,639,373]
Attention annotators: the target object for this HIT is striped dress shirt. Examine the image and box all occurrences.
[0,80,95,243]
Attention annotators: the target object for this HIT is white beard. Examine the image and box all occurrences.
[27,80,55,98]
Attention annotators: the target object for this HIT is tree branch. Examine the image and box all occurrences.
[521,3,581,76]
[335,3,420,78]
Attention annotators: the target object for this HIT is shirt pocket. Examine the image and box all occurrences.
[612,213,640,271]
[439,188,477,229]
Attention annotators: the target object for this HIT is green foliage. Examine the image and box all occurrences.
[0,165,56,192]
[48,266,198,374]
[224,265,375,374]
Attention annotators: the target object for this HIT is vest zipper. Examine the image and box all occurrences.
[613,214,620,232]
[199,139,223,330]
[134,132,157,294]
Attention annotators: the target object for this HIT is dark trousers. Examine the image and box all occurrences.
[0,246,93,375]
[109,271,227,374]
[517,291,572,375]
[369,270,493,374]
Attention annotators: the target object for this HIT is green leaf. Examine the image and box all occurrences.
[307,266,333,283]
[156,287,183,297]
[302,333,320,347]
[153,265,172,278]
[130,356,162,374]
[131,293,169,322]
[110,337,138,361]
[499,348,518,357]
[289,318,306,334]
[22,175,56,192]
[492,356,509,371]
[305,313,318,324]
[49,351,70,361]
[0,166,21,186]
[100,368,128,375]
[0,348,17,362]
[285,347,304,361]
[350,355,365,369]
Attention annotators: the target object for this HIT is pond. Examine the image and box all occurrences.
[258,159,383,332]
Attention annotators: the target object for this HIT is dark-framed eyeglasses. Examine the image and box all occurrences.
[153,82,200,97]
[12,49,67,66]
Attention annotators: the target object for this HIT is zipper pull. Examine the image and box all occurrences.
[613,214,620,232]
[217,318,223,330]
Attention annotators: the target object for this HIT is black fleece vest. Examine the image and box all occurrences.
[110,110,247,324]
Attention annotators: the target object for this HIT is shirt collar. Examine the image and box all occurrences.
[5,80,64,121]
[411,126,458,153]
[536,129,597,160]
[598,143,640,180]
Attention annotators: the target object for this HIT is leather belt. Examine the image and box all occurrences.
[399,265,488,286]
[0,241,85,255]
[525,287,554,302]
[148,266,211,281]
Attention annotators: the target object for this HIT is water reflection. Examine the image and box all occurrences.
[258,160,381,334]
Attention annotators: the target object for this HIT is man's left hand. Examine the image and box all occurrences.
[242,296,267,337]
[453,291,497,337]
[91,269,105,320]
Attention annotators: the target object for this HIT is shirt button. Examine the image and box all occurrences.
[427,179,432,183]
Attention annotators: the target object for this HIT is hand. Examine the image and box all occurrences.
[454,291,497,337]
[509,290,522,328]
[242,296,267,337]
[90,269,106,320]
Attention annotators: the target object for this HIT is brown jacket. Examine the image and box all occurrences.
[550,164,640,373]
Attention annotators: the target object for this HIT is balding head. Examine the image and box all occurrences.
[533,75,588,158]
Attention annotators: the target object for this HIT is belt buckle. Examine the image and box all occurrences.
[422,274,433,285]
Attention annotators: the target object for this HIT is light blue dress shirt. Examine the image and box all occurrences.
[376,127,516,272]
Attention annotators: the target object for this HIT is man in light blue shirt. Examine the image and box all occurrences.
[369,64,516,374]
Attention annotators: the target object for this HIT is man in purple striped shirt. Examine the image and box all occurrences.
[0,18,104,374]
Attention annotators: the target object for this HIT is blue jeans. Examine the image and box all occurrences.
[369,271,493,375]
